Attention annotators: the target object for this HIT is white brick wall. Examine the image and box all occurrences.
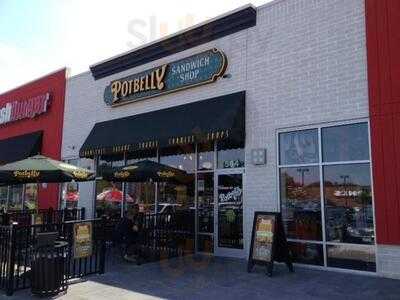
[377,245,400,279]
[63,0,400,277]
[243,0,369,262]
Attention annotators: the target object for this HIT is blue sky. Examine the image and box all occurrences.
[0,1,58,47]
[0,0,270,93]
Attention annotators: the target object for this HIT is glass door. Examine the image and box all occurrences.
[215,170,244,257]
[196,172,214,253]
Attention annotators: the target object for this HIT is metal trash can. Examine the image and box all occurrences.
[31,240,69,296]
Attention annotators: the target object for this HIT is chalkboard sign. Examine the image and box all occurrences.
[247,212,293,276]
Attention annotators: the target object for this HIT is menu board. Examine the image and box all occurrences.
[73,222,93,259]
[32,214,43,225]
[248,212,293,276]
[251,214,275,262]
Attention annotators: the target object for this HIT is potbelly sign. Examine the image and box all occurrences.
[103,48,227,106]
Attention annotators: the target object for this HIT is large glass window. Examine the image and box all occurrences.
[323,164,373,245]
[322,123,370,162]
[97,154,124,177]
[62,181,79,209]
[62,159,80,209]
[0,186,8,210]
[280,167,322,241]
[157,175,195,213]
[279,129,319,165]
[279,122,375,272]
[198,142,214,171]
[91,138,246,256]
[126,149,157,165]
[125,150,157,214]
[8,185,23,210]
[126,182,155,214]
[0,184,38,211]
[95,155,125,218]
[217,140,244,169]
[24,184,38,210]
[160,145,195,172]
[95,180,123,219]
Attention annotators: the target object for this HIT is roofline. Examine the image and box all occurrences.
[90,4,256,68]
[89,4,257,80]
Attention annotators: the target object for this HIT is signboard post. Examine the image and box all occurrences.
[73,222,93,259]
[247,212,293,276]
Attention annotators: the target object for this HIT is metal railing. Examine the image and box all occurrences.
[0,218,106,296]
[0,208,86,226]
[134,210,195,261]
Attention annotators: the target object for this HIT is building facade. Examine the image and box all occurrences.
[60,0,400,278]
[0,69,67,210]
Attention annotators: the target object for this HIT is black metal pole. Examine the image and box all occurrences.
[6,223,17,296]
[99,217,107,274]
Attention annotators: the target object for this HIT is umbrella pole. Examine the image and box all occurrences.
[6,186,10,212]
[154,182,158,215]
[154,181,158,250]
[22,184,26,211]
[122,182,126,217]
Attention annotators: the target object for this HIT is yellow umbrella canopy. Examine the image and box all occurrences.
[0,155,94,185]
[102,160,190,184]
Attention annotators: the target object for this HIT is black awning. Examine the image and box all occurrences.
[80,91,245,158]
[0,131,42,165]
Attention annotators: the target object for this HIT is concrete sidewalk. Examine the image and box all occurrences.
[2,256,399,300]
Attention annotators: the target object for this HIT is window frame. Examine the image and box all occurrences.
[276,119,377,272]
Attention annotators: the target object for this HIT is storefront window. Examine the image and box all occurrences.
[97,154,124,177]
[198,142,214,171]
[322,123,370,162]
[279,129,319,165]
[8,185,23,210]
[62,182,79,209]
[126,149,157,165]
[0,187,8,210]
[95,180,123,219]
[126,182,155,214]
[279,122,375,272]
[125,151,157,214]
[323,164,374,245]
[61,159,80,209]
[95,155,125,218]
[217,140,244,169]
[157,174,195,213]
[160,145,195,172]
[24,184,38,210]
[280,167,322,241]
